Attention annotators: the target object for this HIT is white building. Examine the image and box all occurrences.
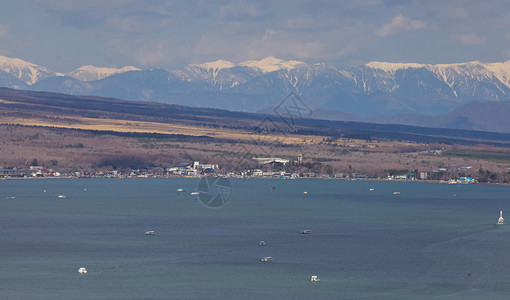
[193,161,219,170]
[253,157,290,165]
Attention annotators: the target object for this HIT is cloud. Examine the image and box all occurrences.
[376,14,427,37]
[36,0,214,31]
[192,17,370,65]
[13,0,510,70]
[451,33,486,45]
[0,24,12,54]
[219,0,261,20]
[447,7,468,18]
[0,23,37,58]
[36,0,125,29]
[0,24,11,39]
[283,16,321,31]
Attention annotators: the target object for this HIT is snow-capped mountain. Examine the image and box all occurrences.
[185,56,305,74]
[194,59,236,71]
[172,56,306,90]
[365,61,510,100]
[238,56,306,73]
[485,60,510,88]
[3,55,510,125]
[173,60,260,91]
[0,55,56,87]
[0,56,140,87]
[66,65,140,81]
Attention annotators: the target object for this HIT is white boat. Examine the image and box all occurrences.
[303,191,308,194]
[393,192,400,195]
[177,188,184,192]
[145,230,155,235]
[498,210,505,225]
[78,267,87,274]
[259,241,266,246]
[369,188,375,191]
[58,195,66,198]
[310,275,320,282]
[260,257,273,262]
[300,229,312,234]
[190,192,200,195]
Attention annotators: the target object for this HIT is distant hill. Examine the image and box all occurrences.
[272,99,510,134]
[357,101,510,133]
[2,88,510,147]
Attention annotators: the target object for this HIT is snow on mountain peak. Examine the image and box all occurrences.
[188,56,306,74]
[365,60,508,90]
[67,65,140,81]
[239,56,306,73]
[365,61,425,73]
[194,59,236,71]
[0,55,35,68]
[0,55,55,85]
[484,60,510,88]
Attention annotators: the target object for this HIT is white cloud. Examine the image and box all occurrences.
[376,14,427,37]
[451,33,486,45]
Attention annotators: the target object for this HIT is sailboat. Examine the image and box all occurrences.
[497,210,505,225]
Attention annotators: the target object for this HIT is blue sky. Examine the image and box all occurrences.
[1,0,509,72]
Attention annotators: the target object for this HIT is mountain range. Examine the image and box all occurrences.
[1,55,510,132]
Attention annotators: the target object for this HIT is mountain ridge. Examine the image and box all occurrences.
[66,65,141,81]
[2,55,510,131]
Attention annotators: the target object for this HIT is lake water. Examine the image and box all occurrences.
[2,178,510,299]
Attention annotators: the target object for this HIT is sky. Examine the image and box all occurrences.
[0,0,509,72]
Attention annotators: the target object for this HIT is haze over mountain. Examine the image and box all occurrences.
[1,55,510,132]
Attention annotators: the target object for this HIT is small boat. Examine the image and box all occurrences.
[300,229,312,234]
[369,188,375,191]
[177,188,184,192]
[393,192,400,195]
[310,275,320,282]
[498,210,505,225]
[78,267,87,274]
[145,230,155,235]
[190,192,200,195]
[270,187,276,190]
[58,195,67,198]
[260,257,273,262]
[259,241,266,246]
[303,191,308,194]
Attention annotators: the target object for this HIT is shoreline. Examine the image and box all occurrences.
[1,175,507,187]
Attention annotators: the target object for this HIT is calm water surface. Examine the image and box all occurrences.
[1,178,510,299]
